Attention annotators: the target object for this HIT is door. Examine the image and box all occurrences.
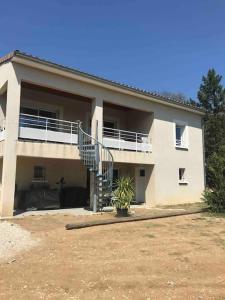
[135,167,146,203]
[112,168,119,190]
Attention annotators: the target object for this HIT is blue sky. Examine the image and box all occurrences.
[1,0,225,100]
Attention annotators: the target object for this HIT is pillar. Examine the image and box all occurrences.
[0,72,21,217]
[145,164,156,207]
[89,97,103,210]
[91,97,103,142]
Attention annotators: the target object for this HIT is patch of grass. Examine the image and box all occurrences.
[145,223,166,228]
[204,212,225,219]
[188,241,201,246]
[169,252,190,262]
[144,233,155,238]
[213,237,225,248]
[175,224,201,230]
[140,249,150,254]
[169,251,183,256]
[175,225,189,229]
[196,246,208,251]
[198,231,211,237]
[176,256,190,263]
[191,217,207,221]
[158,202,207,210]
[176,223,203,230]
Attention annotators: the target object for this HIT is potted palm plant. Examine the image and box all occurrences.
[112,176,134,217]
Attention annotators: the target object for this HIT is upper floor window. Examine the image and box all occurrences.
[176,124,184,146]
[174,121,188,149]
[20,107,58,130]
[103,120,117,129]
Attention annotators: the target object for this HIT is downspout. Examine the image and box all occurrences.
[202,118,206,189]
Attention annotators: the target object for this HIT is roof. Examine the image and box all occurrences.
[0,50,204,113]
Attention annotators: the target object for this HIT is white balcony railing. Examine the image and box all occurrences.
[17,114,152,152]
[19,113,79,144]
[176,139,188,148]
[103,127,152,152]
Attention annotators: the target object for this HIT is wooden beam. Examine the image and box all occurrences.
[65,207,206,230]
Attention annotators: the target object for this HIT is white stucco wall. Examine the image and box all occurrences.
[152,105,204,205]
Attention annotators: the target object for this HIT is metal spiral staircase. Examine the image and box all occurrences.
[78,122,113,211]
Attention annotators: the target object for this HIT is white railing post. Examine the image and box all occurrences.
[45,118,48,142]
[70,122,73,144]
[136,133,138,152]
[118,130,121,150]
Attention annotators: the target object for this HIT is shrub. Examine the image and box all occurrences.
[203,145,225,212]
[203,188,225,213]
[112,177,134,209]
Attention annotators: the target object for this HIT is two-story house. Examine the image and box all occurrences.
[0,51,205,217]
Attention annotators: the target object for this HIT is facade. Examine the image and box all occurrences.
[0,51,205,217]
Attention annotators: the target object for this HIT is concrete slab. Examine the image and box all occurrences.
[12,208,97,218]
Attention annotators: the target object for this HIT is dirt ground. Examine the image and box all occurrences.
[1,210,225,300]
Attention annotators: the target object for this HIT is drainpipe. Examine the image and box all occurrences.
[202,118,206,189]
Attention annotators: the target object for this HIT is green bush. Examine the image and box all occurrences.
[112,177,134,209]
[203,188,225,213]
[203,145,225,212]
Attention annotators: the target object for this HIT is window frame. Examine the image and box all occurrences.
[33,165,47,182]
[103,119,118,129]
[140,169,146,177]
[178,168,188,185]
[173,120,189,150]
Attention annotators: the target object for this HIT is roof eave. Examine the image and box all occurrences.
[3,50,205,115]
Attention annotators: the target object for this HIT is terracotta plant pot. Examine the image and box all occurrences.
[116,208,129,217]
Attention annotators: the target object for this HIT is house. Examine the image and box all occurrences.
[0,50,205,217]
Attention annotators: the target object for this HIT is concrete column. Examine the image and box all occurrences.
[145,165,156,207]
[91,97,103,142]
[90,97,103,210]
[0,72,21,217]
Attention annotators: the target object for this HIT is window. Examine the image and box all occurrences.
[179,168,187,184]
[140,169,145,177]
[33,166,46,182]
[174,121,188,149]
[20,107,58,130]
[21,107,57,119]
[103,120,117,129]
[103,120,118,138]
[176,125,185,146]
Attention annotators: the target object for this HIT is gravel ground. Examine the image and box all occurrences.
[0,221,39,263]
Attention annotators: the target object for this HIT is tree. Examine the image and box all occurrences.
[197,69,225,188]
[204,115,225,161]
[160,91,200,107]
[160,91,188,102]
[203,145,225,212]
[198,69,225,114]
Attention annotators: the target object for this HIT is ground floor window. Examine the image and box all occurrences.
[33,166,46,182]
[139,169,145,177]
[179,168,188,184]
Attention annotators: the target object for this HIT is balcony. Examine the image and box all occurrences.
[19,113,79,144]
[18,114,152,154]
[103,127,152,152]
